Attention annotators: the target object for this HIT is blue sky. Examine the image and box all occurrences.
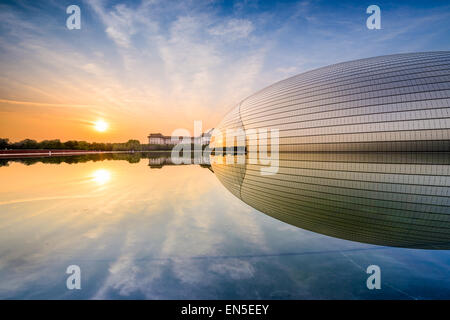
[0,0,449,141]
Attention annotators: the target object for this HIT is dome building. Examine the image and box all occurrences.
[212,52,450,152]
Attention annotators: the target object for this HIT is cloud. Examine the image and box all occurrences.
[208,18,254,40]
[80,0,271,128]
[209,259,255,280]
[0,99,92,108]
[88,0,156,49]
[275,66,298,74]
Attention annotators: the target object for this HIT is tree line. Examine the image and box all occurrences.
[0,138,146,151]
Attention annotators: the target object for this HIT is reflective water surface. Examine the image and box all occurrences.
[0,152,449,299]
[212,153,450,249]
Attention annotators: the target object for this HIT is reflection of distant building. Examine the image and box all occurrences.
[148,154,212,170]
[148,129,213,146]
[148,156,173,168]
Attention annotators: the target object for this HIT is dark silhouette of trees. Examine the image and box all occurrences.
[0,138,9,149]
[0,138,145,151]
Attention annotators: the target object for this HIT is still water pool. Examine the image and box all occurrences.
[0,152,449,299]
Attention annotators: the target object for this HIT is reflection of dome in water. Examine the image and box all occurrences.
[212,153,450,249]
[212,52,450,152]
[212,52,450,249]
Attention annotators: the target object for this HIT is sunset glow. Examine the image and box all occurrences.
[1,1,449,144]
[94,120,108,132]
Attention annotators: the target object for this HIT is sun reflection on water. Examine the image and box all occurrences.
[91,169,111,185]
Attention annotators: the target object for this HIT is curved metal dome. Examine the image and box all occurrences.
[213,51,450,151]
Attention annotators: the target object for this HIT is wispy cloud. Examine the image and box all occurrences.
[208,18,254,40]
[0,99,92,108]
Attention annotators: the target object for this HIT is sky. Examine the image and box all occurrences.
[0,0,449,143]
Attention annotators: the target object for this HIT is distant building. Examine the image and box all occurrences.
[148,129,213,146]
[148,133,189,145]
[148,133,166,145]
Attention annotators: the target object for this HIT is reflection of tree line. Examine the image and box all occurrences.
[0,153,141,167]
[0,152,212,171]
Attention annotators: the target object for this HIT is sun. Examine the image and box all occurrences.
[94,120,108,132]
